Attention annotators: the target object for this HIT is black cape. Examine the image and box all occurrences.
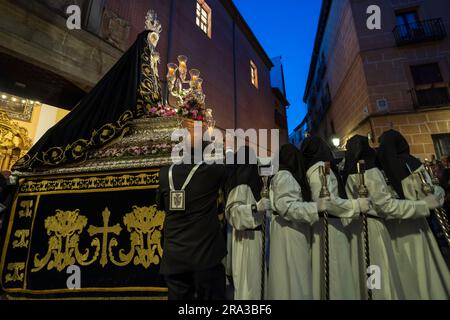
[300,136,347,198]
[279,144,312,202]
[377,129,422,199]
[343,135,378,185]
[13,31,161,171]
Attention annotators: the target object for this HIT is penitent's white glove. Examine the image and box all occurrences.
[422,194,441,210]
[317,198,330,212]
[357,198,371,213]
[256,198,271,213]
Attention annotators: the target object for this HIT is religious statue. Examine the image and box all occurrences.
[11,8,214,174]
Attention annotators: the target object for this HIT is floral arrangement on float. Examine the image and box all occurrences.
[143,97,205,121]
[165,55,211,122]
[145,103,178,118]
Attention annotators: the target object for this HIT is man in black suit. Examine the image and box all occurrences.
[157,144,229,300]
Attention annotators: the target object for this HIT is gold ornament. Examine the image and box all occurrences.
[32,209,100,272]
[109,205,164,268]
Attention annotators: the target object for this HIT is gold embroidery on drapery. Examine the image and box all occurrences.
[18,200,34,218]
[29,205,164,272]
[19,172,159,193]
[109,205,164,268]
[137,44,162,114]
[12,230,30,248]
[5,263,25,283]
[32,210,100,272]
[13,34,162,171]
[87,208,122,267]
[14,111,135,171]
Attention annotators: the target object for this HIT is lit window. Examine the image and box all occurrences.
[250,60,258,88]
[196,0,212,38]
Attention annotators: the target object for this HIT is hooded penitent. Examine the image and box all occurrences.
[13,31,161,171]
[300,136,347,198]
[343,135,378,185]
[377,129,422,199]
[226,146,262,202]
[279,144,312,202]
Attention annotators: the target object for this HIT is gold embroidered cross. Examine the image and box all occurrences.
[88,208,122,267]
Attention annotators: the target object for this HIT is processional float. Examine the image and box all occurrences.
[0,9,217,299]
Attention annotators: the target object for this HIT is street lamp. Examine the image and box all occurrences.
[331,136,340,148]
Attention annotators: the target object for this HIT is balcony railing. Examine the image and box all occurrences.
[393,18,447,46]
[411,85,450,109]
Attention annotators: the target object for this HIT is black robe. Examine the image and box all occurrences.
[157,163,227,275]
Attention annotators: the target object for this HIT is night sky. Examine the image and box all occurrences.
[233,0,322,134]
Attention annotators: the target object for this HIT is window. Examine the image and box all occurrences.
[410,63,450,108]
[396,11,419,27]
[411,63,443,86]
[395,10,420,38]
[196,0,212,38]
[432,134,450,159]
[250,60,258,88]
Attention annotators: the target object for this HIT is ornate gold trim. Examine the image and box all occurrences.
[6,295,168,300]
[12,32,163,172]
[18,171,159,194]
[0,95,35,122]
[13,110,136,171]
[0,168,167,295]
[0,189,20,289]
[3,286,168,294]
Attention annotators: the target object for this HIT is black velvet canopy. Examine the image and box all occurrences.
[13,31,161,172]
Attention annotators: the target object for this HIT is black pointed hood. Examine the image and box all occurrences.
[377,129,422,199]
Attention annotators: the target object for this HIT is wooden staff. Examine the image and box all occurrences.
[319,162,331,300]
[357,160,372,300]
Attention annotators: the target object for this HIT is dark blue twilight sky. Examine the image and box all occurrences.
[233,0,322,134]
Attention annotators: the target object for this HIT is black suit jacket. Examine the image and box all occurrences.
[157,163,227,275]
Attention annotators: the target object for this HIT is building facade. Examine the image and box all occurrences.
[289,116,308,148]
[0,0,288,170]
[303,0,450,160]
